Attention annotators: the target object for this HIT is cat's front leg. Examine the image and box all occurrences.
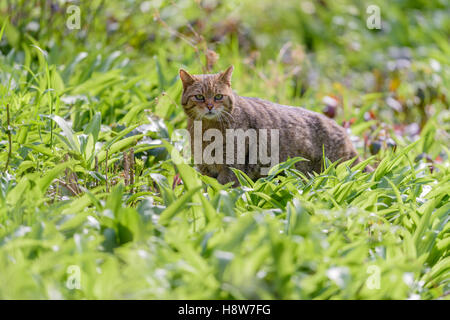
[217,167,240,187]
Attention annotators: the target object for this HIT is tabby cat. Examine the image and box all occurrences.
[179,66,370,186]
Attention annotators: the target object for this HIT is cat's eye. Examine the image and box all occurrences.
[214,94,223,100]
[194,94,205,101]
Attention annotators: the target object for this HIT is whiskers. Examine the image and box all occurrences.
[184,106,202,121]
[217,109,234,129]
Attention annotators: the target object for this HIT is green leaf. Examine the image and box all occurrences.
[37,161,74,193]
[159,186,202,226]
[84,112,102,142]
[43,114,79,153]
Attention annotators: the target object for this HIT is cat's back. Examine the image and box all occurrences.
[234,94,354,162]
[235,95,331,130]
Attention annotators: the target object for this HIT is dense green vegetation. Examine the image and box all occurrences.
[0,0,448,299]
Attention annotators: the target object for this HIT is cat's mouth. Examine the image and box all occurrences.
[203,111,218,120]
[201,107,224,120]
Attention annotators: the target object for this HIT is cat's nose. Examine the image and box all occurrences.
[206,103,213,110]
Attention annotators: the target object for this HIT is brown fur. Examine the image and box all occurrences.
[180,66,369,186]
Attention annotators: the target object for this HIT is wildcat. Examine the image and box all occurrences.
[179,65,370,186]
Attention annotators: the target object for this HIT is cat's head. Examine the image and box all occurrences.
[179,66,235,121]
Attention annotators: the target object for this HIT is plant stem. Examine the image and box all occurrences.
[123,151,129,186]
[129,148,134,193]
[4,104,12,172]
[105,149,109,193]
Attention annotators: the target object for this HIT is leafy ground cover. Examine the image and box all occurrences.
[0,0,448,299]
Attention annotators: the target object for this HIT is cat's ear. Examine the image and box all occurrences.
[218,65,234,86]
[179,69,196,90]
